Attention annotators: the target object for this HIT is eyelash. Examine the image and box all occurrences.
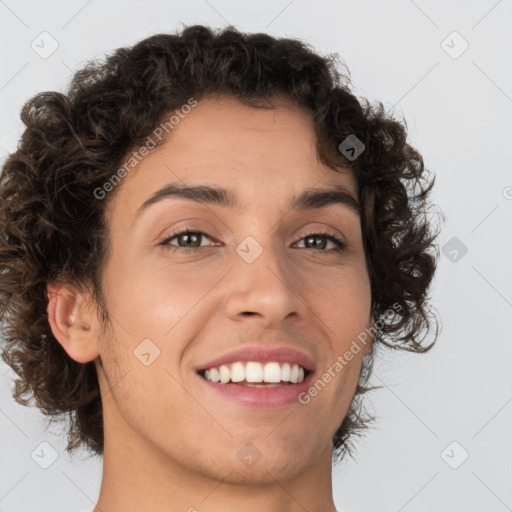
[159,226,347,255]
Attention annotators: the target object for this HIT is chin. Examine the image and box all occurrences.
[220,441,317,484]
[207,455,307,486]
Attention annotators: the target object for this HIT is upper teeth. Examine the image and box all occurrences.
[203,362,306,384]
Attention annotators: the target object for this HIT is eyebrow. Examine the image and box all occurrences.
[134,182,361,221]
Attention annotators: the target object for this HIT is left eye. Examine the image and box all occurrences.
[295,233,346,251]
[160,230,346,254]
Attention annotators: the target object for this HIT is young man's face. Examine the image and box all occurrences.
[65,96,373,485]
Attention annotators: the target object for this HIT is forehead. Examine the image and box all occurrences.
[107,96,357,223]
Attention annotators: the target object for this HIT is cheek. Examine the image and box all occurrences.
[97,260,223,422]
[300,262,371,397]
[102,253,223,340]
[301,260,372,331]
[97,319,192,432]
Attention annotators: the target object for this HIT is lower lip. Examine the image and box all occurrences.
[195,371,315,409]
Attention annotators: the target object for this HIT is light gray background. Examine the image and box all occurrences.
[1,1,511,511]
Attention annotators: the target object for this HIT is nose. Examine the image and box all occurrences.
[223,237,305,328]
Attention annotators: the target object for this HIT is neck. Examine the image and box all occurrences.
[94,422,338,512]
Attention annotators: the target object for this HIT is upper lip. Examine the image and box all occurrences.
[195,345,316,373]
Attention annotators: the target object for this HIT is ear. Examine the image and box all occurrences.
[47,283,100,363]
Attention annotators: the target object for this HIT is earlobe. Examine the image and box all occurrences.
[47,283,99,363]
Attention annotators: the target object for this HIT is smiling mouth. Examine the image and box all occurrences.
[197,361,311,386]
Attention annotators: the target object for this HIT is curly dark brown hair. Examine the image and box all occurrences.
[0,24,440,463]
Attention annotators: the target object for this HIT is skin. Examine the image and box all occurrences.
[47,95,374,512]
